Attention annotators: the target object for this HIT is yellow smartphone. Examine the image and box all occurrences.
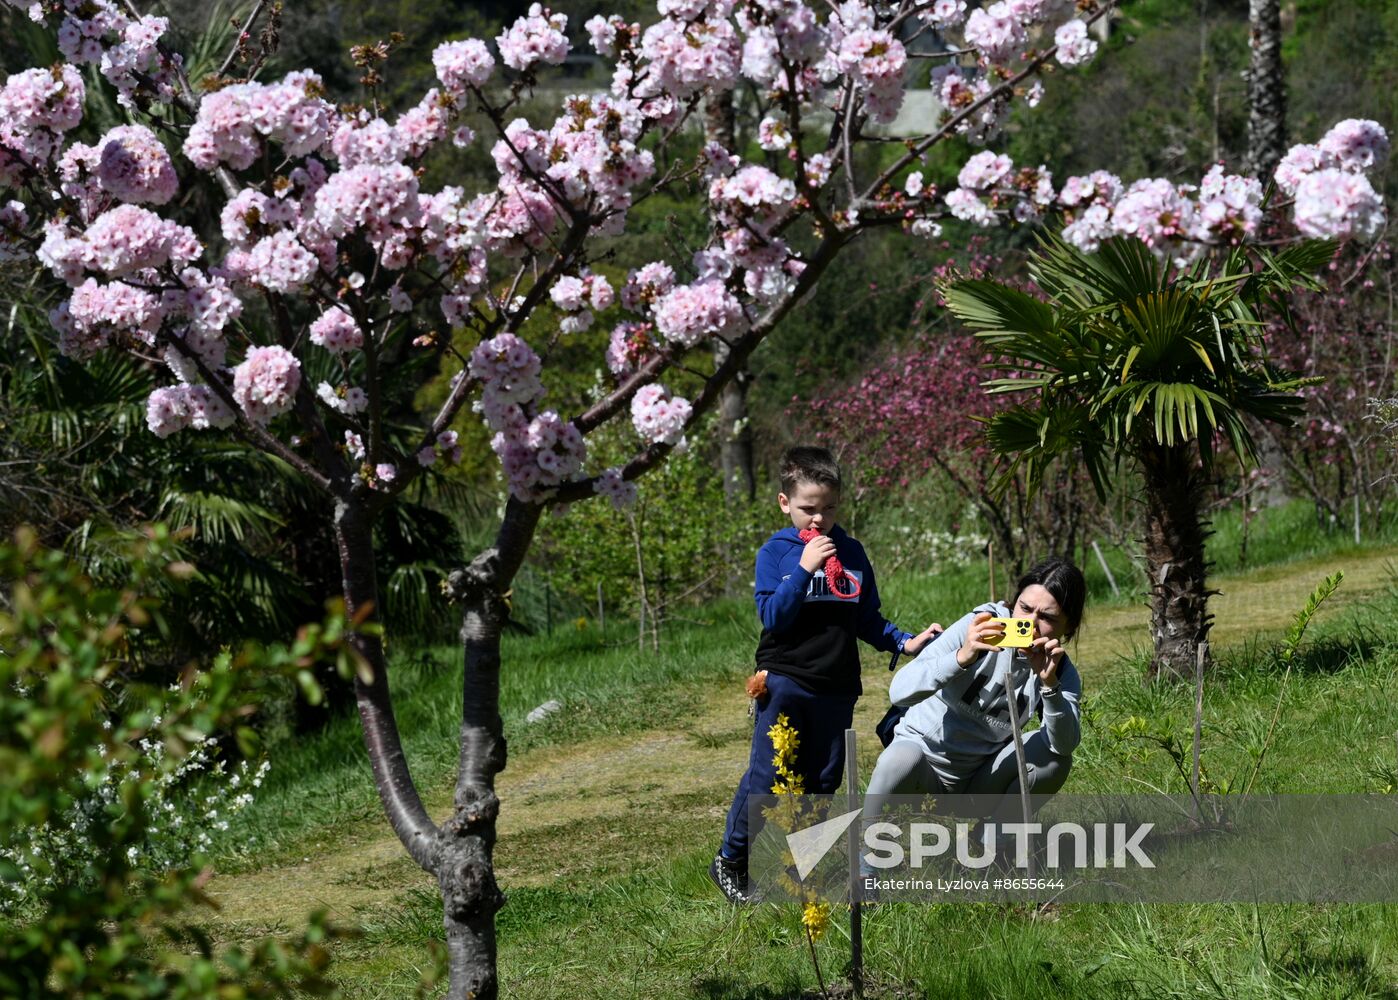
[985,617,1034,648]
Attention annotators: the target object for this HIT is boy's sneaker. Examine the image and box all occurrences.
[708,852,754,904]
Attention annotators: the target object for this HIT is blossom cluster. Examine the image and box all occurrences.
[0,65,85,185]
[416,429,464,467]
[58,3,176,106]
[937,120,1387,263]
[146,383,236,437]
[631,383,692,446]
[433,38,495,94]
[1278,119,1389,240]
[308,305,364,354]
[469,333,585,500]
[184,71,335,171]
[607,320,661,376]
[496,3,570,73]
[550,270,615,333]
[593,466,638,509]
[232,345,301,426]
[59,124,179,213]
[40,205,200,283]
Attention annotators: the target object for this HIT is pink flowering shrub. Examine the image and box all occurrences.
[1265,241,1398,531]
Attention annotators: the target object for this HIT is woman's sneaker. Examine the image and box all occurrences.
[708,852,753,904]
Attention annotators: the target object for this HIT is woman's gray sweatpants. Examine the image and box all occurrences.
[860,730,1072,869]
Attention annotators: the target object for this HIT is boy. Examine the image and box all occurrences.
[709,446,940,904]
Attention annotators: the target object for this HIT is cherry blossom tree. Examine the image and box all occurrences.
[0,0,1387,993]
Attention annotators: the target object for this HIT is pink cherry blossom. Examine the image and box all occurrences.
[607,321,659,375]
[963,2,1027,65]
[1318,119,1389,173]
[146,385,191,437]
[183,71,334,170]
[75,204,201,277]
[638,16,741,99]
[433,38,494,92]
[630,383,691,445]
[1054,19,1098,68]
[958,150,1013,191]
[497,4,570,73]
[945,188,996,226]
[309,306,364,354]
[621,262,677,312]
[1293,169,1386,240]
[63,278,163,355]
[244,231,319,293]
[85,124,178,205]
[232,345,300,424]
[594,467,638,509]
[653,279,747,347]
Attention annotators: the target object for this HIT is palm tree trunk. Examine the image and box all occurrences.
[440,498,543,999]
[1245,0,1287,181]
[1137,443,1215,680]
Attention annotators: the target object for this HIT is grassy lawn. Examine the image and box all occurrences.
[206,500,1398,998]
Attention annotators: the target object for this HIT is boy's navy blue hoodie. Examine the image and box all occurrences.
[754,525,910,696]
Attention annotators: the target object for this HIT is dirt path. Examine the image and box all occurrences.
[206,546,1396,933]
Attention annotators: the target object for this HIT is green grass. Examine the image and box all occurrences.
[207,499,1398,998]
[211,599,791,867]
[326,576,1398,999]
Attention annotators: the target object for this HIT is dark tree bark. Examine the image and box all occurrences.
[714,340,756,502]
[440,499,543,1000]
[333,498,440,868]
[1245,0,1292,506]
[1138,442,1215,681]
[1245,0,1287,181]
[705,90,757,503]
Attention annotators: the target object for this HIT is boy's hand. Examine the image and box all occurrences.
[902,623,944,656]
[956,612,1006,668]
[798,533,837,573]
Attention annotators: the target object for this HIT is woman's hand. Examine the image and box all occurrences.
[956,612,1006,668]
[1025,635,1065,687]
[902,622,944,656]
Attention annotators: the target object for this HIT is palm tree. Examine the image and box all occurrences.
[943,234,1331,680]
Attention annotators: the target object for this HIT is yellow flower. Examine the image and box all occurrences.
[801,900,832,941]
[768,713,800,758]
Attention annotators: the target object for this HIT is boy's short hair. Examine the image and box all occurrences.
[779,446,842,495]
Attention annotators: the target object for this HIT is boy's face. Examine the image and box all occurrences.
[778,481,839,535]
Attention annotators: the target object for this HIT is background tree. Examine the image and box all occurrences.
[945,234,1335,679]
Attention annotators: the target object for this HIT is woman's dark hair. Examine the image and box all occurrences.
[1011,557,1086,639]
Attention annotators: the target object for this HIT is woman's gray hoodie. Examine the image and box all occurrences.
[888,601,1082,773]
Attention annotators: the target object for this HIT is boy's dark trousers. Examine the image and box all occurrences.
[719,671,858,862]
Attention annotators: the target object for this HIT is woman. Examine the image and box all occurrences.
[862,557,1086,862]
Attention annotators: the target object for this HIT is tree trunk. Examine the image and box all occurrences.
[1137,443,1215,681]
[1245,0,1292,506]
[1245,0,1287,181]
[714,338,756,502]
[334,498,439,869]
[705,90,757,503]
[440,498,544,1000]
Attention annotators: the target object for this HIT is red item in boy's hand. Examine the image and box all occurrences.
[798,528,861,599]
